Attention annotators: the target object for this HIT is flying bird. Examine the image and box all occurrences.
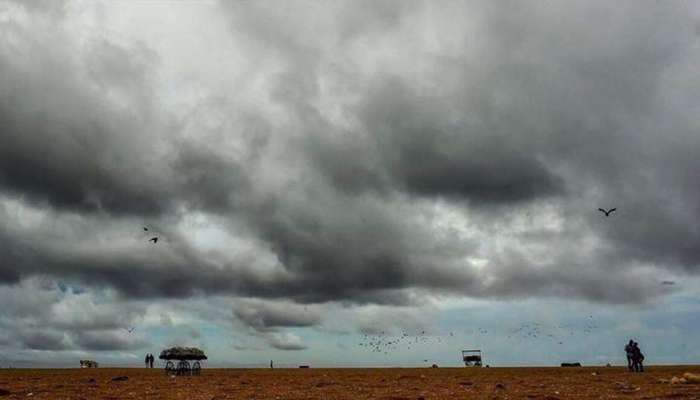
[598,208,616,216]
[149,237,158,243]
[143,227,148,231]
[126,327,135,333]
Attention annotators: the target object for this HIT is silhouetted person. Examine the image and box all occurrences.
[625,340,634,371]
[145,353,150,368]
[149,354,154,368]
[270,360,273,369]
[632,342,644,372]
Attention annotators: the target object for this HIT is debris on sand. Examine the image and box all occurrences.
[86,378,96,384]
[561,362,581,367]
[315,381,338,388]
[111,376,129,382]
[613,382,640,393]
[670,372,700,385]
[495,383,506,390]
[0,388,10,396]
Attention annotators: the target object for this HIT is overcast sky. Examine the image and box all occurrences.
[1,0,700,368]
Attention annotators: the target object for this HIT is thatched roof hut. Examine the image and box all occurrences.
[159,347,208,361]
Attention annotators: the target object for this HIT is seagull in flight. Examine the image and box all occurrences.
[149,237,158,244]
[143,227,148,231]
[126,327,135,333]
[598,208,616,216]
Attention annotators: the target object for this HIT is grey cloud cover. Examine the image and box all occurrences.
[0,0,699,356]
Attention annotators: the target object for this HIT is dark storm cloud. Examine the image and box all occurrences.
[0,13,250,217]
[233,301,322,332]
[0,18,167,216]
[0,0,699,313]
[21,331,70,351]
[309,77,564,204]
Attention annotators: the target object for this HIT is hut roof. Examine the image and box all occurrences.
[159,347,208,360]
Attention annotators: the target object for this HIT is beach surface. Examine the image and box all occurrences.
[0,366,698,399]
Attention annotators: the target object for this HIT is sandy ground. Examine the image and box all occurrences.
[0,366,698,399]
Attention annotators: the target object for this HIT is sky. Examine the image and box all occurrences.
[1,0,700,368]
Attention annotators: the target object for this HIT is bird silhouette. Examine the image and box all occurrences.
[598,208,616,216]
[143,227,148,231]
[126,327,135,333]
[149,237,158,243]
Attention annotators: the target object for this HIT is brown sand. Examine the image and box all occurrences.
[0,366,698,399]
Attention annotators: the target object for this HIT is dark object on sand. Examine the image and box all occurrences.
[561,362,582,367]
[159,347,207,376]
[431,364,439,368]
[299,365,310,369]
[79,360,98,368]
[111,376,128,381]
[0,388,10,396]
[462,349,483,367]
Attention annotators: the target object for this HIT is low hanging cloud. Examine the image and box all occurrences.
[233,300,322,332]
[0,277,149,352]
[266,332,308,351]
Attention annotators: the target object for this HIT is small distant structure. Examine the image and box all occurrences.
[561,362,582,367]
[431,364,439,368]
[299,365,310,369]
[462,349,483,367]
[159,347,207,376]
[79,360,98,368]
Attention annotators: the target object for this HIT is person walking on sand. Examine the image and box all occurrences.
[625,340,635,371]
[270,360,274,369]
[145,353,150,368]
[632,342,644,372]
[149,354,154,368]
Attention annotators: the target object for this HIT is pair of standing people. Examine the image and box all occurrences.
[624,340,644,372]
[144,353,155,368]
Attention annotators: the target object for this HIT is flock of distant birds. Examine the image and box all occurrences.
[356,318,604,356]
